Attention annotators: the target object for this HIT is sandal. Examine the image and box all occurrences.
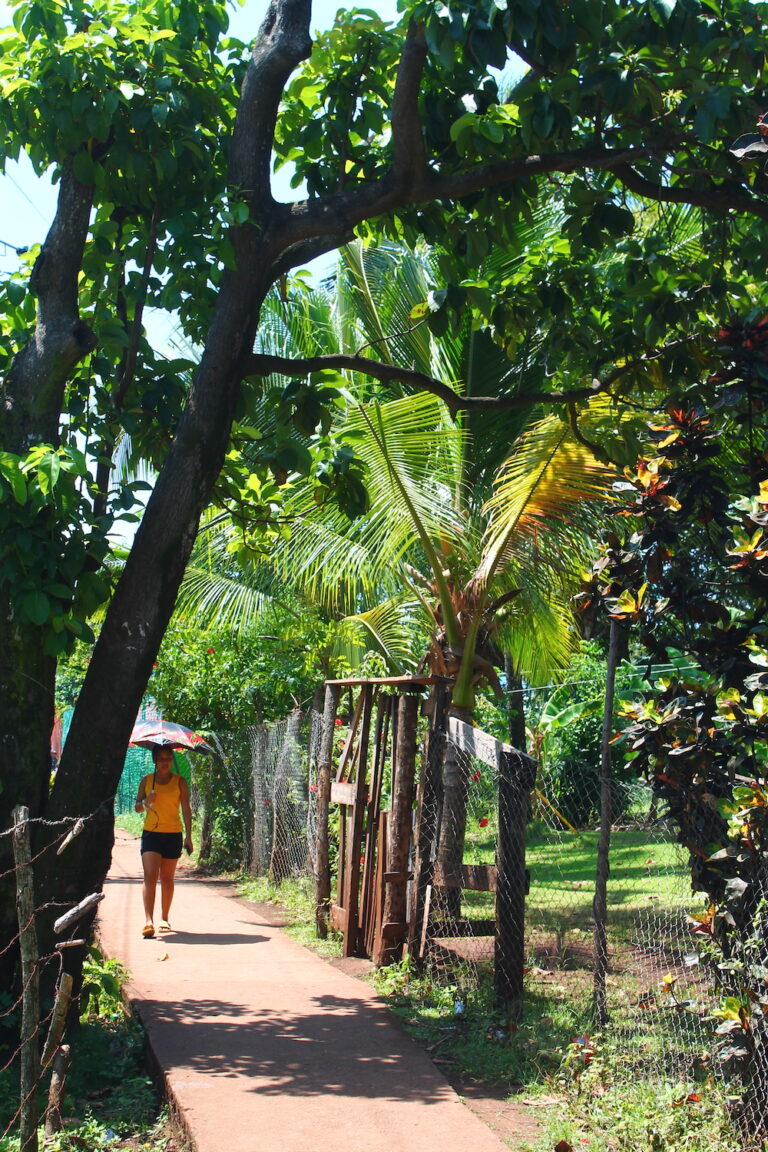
[141,924,155,938]
[158,920,172,933]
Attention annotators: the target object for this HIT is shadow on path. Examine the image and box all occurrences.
[139,992,451,1104]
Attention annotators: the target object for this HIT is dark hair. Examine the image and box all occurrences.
[151,746,172,764]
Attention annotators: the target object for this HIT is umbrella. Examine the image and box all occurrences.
[129,719,214,755]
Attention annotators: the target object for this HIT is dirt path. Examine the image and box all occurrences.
[99,831,536,1152]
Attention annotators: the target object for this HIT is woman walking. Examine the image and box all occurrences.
[134,746,193,937]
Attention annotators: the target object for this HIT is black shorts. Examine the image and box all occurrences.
[140,831,183,859]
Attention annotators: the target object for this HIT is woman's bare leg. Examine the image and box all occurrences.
[159,857,179,922]
[141,851,161,928]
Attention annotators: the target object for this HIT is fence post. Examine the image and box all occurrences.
[592,617,622,1025]
[495,751,536,1023]
[13,805,39,1152]
[315,683,340,938]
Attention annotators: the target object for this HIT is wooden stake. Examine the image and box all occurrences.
[40,973,73,1070]
[12,805,39,1152]
[52,891,104,935]
[43,1045,70,1138]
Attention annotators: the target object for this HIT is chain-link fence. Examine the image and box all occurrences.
[247,707,321,882]
[416,722,756,1115]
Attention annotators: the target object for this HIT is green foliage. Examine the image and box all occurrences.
[79,947,129,1021]
[582,320,768,1112]
[531,642,636,826]
[0,443,113,653]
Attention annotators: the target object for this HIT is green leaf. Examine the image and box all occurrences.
[21,591,52,626]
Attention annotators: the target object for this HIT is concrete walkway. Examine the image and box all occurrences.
[98,830,512,1152]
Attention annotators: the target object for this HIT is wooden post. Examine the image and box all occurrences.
[495,751,536,1022]
[315,683,340,938]
[408,681,447,962]
[592,617,622,1026]
[375,691,419,966]
[41,973,73,1071]
[13,805,39,1152]
[44,1045,70,1138]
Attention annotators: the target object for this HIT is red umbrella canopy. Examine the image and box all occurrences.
[129,719,213,755]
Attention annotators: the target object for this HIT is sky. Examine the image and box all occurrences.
[0,0,401,285]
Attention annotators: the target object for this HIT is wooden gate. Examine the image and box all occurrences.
[320,677,436,961]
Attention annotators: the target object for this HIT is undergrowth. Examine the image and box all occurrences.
[0,948,185,1152]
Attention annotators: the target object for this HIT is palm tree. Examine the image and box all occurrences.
[171,239,619,888]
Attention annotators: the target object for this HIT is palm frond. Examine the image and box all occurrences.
[476,406,618,591]
[331,597,427,674]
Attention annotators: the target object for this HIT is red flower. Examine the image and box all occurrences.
[471,770,481,782]
[310,784,317,793]
[479,817,489,828]
[152,661,158,668]
[206,647,215,654]
[335,718,343,726]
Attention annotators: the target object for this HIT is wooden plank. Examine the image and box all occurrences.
[380,920,407,941]
[315,683,341,938]
[330,905,348,933]
[446,715,535,772]
[418,883,433,957]
[335,690,366,783]
[371,813,388,965]
[378,692,419,965]
[432,862,498,891]
[331,781,357,805]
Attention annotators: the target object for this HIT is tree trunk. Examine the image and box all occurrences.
[434,702,473,922]
[504,655,527,750]
[495,749,536,1022]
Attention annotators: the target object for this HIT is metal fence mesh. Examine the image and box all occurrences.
[420,731,715,1083]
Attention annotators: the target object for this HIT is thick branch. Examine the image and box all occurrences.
[246,342,688,415]
[273,145,654,259]
[391,20,428,187]
[613,162,768,224]
[3,162,96,450]
[230,0,312,211]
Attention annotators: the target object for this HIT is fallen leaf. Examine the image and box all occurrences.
[157,953,170,961]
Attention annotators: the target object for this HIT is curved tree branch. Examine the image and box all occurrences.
[230,0,312,218]
[612,162,768,224]
[273,145,656,260]
[247,337,695,415]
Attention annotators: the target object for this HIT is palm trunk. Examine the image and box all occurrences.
[434,701,473,922]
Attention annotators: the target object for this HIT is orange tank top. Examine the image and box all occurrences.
[142,773,182,833]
